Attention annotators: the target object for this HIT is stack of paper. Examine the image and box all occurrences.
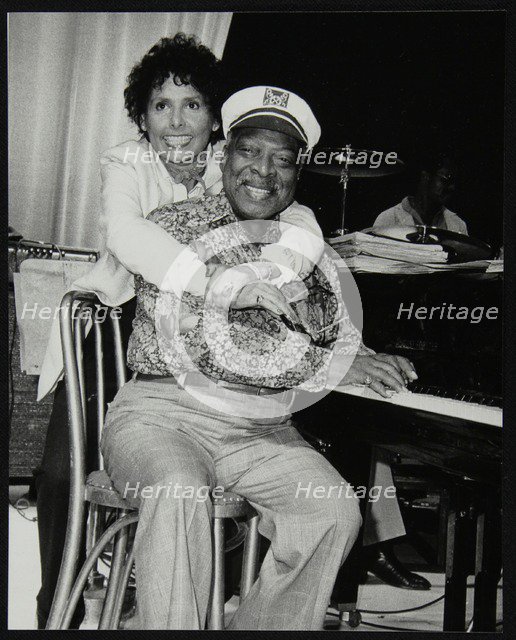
[486,259,504,273]
[339,256,503,274]
[328,231,448,264]
[338,255,435,273]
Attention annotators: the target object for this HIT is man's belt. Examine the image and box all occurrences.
[133,371,286,397]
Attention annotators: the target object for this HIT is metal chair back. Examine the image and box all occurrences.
[47,291,127,627]
[48,290,261,630]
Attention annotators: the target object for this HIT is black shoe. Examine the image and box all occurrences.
[364,545,431,590]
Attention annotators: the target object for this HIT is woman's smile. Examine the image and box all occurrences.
[163,134,194,148]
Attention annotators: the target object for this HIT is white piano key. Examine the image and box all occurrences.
[335,385,502,428]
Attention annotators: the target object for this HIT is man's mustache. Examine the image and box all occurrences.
[237,173,277,192]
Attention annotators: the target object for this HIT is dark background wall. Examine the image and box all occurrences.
[222,11,504,249]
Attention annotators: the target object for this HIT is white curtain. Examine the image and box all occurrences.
[8,12,233,248]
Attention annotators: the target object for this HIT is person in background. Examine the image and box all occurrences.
[373,152,468,234]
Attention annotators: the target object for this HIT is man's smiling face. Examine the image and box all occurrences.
[222,127,302,220]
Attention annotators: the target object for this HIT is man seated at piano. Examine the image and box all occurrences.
[101,87,432,628]
[373,151,468,234]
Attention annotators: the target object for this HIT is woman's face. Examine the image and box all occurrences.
[142,76,219,165]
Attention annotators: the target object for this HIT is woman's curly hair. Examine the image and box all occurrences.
[124,33,226,137]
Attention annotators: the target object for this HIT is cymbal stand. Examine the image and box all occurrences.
[334,145,352,236]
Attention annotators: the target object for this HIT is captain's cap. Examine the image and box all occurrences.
[222,86,321,149]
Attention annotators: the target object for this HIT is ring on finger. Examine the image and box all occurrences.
[364,375,373,385]
[256,294,263,305]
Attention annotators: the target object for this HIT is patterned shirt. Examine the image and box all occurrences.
[127,192,366,392]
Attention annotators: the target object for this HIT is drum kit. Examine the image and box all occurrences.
[303,145,493,262]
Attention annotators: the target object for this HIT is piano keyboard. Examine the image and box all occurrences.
[335,385,502,428]
[409,383,501,407]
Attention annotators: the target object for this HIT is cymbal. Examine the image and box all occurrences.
[303,147,405,177]
[370,225,493,262]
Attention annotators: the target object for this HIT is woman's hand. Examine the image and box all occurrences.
[232,282,300,322]
[205,262,300,323]
[328,353,418,397]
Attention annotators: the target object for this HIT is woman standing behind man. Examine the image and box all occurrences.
[36,33,324,628]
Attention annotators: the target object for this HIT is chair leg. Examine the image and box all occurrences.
[46,491,87,628]
[109,540,136,629]
[240,514,260,601]
[59,513,138,629]
[81,503,105,627]
[99,510,130,629]
[85,504,106,588]
[209,517,225,630]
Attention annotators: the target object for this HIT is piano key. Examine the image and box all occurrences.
[409,383,502,407]
[334,385,502,428]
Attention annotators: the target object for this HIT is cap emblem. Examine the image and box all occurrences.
[263,88,289,108]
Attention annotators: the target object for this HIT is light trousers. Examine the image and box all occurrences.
[101,377,362,630]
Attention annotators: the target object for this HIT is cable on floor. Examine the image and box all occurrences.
[360,620,419,631]
[326,610,426,631]
[358,594,444,615]
[9,498,37,522]
[326,594,446,633]
[328,606,503,632]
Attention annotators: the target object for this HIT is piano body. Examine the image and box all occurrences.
[299,270,502,631]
